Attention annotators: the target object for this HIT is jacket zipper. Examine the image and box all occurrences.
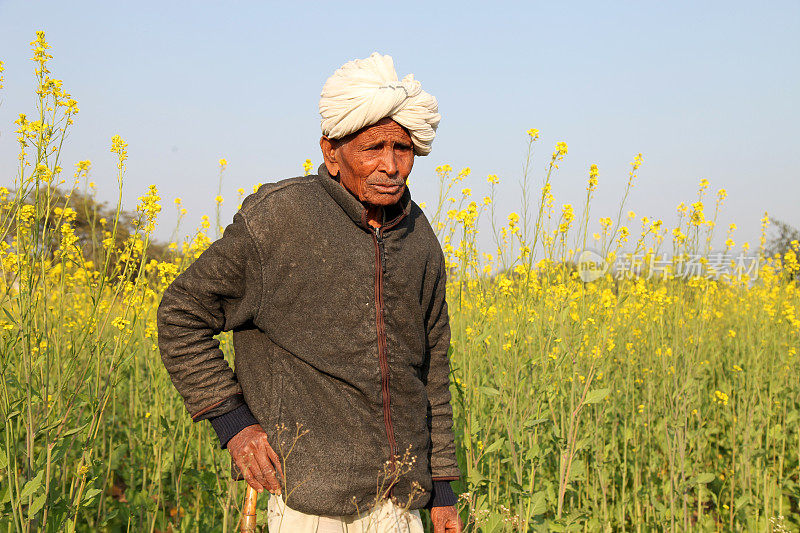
[372,225,398,482]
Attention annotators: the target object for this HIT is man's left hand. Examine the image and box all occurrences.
[430,505,463,533]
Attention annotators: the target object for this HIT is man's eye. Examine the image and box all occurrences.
[396,144,412,151]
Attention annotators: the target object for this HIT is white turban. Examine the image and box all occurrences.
[319,52,440,156]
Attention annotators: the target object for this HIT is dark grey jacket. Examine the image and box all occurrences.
[156,165,460,515]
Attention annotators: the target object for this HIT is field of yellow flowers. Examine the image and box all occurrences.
[1,32,799,533]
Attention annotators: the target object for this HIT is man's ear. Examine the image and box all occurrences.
[320,136,340,177]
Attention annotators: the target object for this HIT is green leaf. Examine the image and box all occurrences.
[82,487,103,505]
[531,490,547,516]
[478,386,500,396]
[35,420,62,437]
[467,469,487,487]
[1,307,17,326]
[100,507,119,527]
[735,493,750,510]
[525,442,541,462]
[28,492,46,518]
[49,441,68,465]
[468,410,480,430]
[573,436,591,453]
[481,438,505,455]
[582,388,610,405]
[695,472,715,484]
[569,459,586,480]
[60,423,88,438]
[19,469,44,501]
[524,417,550,428]
[0,452,7,470]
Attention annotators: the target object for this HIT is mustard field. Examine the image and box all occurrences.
[1,32,799,533]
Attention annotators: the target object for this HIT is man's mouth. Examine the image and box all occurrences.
[372,183,403,194]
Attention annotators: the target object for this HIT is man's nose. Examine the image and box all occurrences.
[379,148,398,177]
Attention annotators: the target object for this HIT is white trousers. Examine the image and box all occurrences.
[267,494,424,533]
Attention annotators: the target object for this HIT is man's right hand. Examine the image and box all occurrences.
[228,424,284,494]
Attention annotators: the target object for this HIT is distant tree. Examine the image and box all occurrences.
[3,186,168,276]
[767,217,800,257]
[766,217,800,282]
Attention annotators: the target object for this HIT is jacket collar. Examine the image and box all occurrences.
[316,163,412,231]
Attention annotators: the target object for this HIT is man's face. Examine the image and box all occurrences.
[320,117,414,207]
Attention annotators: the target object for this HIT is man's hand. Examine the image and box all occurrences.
[430,505,463,533]
[228,424,284,494]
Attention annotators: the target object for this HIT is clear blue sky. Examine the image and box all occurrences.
[1,0,798,257]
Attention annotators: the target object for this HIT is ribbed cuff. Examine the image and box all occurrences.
[209,403,259,449]
[426,481,458,509]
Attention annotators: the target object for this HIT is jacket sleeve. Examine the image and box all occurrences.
[157,211,262,423]
[424,251,461,481]
[424,480,459,509]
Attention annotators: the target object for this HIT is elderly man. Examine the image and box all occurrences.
[157,53,462,532]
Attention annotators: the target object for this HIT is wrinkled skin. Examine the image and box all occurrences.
[228,424,283,494]
[430,506,464,533]
[320,117,414,227]
[229,119,459,528]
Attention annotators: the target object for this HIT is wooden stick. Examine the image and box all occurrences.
[240,485,258,532]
